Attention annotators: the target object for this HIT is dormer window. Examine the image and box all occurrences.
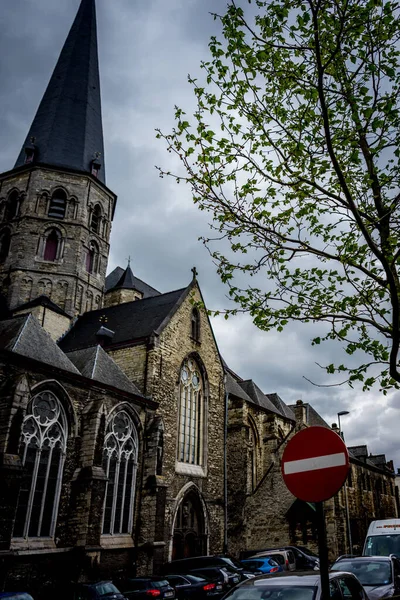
[191,308,200,342]
[48,189,66,219]
[90,204,102,233]
[91,153,102,178]
[24,137,37,164]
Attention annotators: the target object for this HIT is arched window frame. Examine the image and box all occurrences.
[0,228,11,262]
[48,189,67,220]
[90,204,102,234]
[191,308,201,342]
[102,409,139,536]
[177,358,205,467]
[12,390,68,539]
[42,228,62,262]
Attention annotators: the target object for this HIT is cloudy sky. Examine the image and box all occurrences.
[1,0,399,468]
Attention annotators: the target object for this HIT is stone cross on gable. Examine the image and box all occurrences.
[126,256,131,268]
[191,266,198,280]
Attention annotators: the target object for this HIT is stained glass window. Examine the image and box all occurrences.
[178,359,204,465]
[13,391,67,539]
[102,410,138,535]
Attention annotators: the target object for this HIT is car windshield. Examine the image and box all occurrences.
[95,582,120,596]
[223,584,316,600]
[364,535,400,557]
[331,560,392,586]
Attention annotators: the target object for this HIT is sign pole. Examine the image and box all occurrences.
[316,501,330,600]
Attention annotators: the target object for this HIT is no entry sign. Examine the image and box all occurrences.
[281,426,349,502]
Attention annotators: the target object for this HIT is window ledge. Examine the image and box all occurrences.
[101,534,134,549]
[175,462,207,477]
[11,537,56,552]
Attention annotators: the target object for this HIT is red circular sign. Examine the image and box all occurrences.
[281,426,349,502]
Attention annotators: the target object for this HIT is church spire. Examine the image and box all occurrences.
[14,0,106,183]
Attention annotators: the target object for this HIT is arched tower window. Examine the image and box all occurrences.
[191,308,200,342]
[43,229,60,262]
[178,358,204,465]
[102,410,139,535]
[48,189,66,220]
[90,204,102,234]
[0,229,11,262]
[4,190,19,221]
[13,390,68,539]
[86,241,99,274]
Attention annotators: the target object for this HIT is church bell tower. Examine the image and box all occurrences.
[0,0,116,317]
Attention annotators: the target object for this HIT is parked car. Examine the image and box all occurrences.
[252,549,296,571]
[240,546,319,571]
[218,571,369,600]
[188,567,240,590]
[0,595,34,600]
[331,554,400,600]
[162,556,253,581]
[71,581,127,600]
[114,577,175,600]
[164,574,223,599]
[240,557,282,574]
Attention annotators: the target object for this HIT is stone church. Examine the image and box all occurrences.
[0,0,398,595]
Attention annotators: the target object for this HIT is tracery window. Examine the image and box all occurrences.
[102,410,138,535]
[48,189,66,220]
[13,391,67,539]
[178,359,204,465]
[5,190,19,221]
[191,308,200,342]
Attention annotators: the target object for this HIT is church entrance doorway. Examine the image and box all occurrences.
[172,490,206,560]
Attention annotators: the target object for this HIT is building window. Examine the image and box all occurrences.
[86,241,99,274]
[0,229,11,262]
[4,190,19,221]
[43,229,60,261]
[102,410,138,535]
[191,308,200,341]
[90,204,102,233]
[178,358,204,465]
[48,189,66,219]
[13,391,67,539]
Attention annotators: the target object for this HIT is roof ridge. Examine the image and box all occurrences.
[12,314,31,351]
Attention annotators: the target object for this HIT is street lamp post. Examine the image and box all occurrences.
[337,411,352,554]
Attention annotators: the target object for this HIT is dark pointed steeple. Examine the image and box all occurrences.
[114,264,137,290]
[14,0,106,183]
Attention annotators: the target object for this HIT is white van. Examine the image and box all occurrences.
[363,519,400,556]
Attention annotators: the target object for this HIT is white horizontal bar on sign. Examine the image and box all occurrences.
[284,452,346,475]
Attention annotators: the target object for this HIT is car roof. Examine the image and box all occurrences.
[242,572,356,587]
[334,556,392,563]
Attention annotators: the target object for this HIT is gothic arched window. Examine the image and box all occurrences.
[90,204,102,234]
[102,410,139,535]
[43,229,60,262]
[48,189,66,219]
[191,308,200,342]
[0,229,11,262]
[13,390,68,539]
[86,241,99,274]
[178,358,204,465]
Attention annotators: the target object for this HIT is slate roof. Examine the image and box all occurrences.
[105,266,160,298]
[59,287,187,352]
[14,0,106,183]
[238,379,283,416]
[0,314,79,374]
[266,393,296,421]
[287,402,330,428]
[66,345,143,396]
[225,371,253,403]
[12,295,69,317]
[348,445,368,460]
